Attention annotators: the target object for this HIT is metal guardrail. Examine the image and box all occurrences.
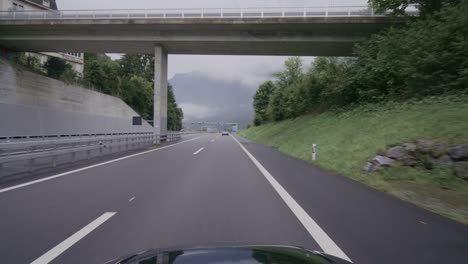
[0,132,182,173]
[0,6,420,20]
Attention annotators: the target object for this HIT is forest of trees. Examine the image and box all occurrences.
[252,0,468,125]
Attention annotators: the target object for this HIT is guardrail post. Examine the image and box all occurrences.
[240,8,243,18]
[201,8,204,18]
[325,8,328,17]
[221,8,223,18]
[303,7,306,17]
[261,8,264,17]
[370,7,374,16]
[312,144,317,161]
[282,8,285,17]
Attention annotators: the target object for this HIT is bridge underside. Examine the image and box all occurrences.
[0,39,357,56]
[0,17,405,56]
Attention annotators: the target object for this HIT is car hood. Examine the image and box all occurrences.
[108,245,352,264]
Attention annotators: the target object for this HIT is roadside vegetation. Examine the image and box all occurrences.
[242,0,468,223]
[241,97,468,223]
[11,53,184,131]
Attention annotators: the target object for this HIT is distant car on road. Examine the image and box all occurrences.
[222,131,229,136]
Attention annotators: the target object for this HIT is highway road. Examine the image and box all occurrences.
[0,133,467,264]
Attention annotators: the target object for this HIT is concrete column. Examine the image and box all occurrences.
[154,46,168,137]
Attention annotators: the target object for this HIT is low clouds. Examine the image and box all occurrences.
[169,55,315,88]
[178,103,213,119]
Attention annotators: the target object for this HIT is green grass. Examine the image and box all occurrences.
[239,95,468,224]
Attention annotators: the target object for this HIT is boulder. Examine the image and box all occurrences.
[386,146,407,159]
[416,140,434,154]
[401,156,417,167]
[447,144,468,161]
[430,144,447,158]
[453,161,468,180]
[402,143,417,152]
[362,162,379,173]
[433,155,453,167]
[372,155,395,167]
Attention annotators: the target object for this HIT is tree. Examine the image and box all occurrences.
[368,0,462,16]
[43,57,72,79]
[167,84,184,131]
[121,76,154,120]
[253,80,275,124]
[83,54,121,96]
[59,67,79,84]
[119,54,154,82]
[273,57,304,89]
[354,1,468,100]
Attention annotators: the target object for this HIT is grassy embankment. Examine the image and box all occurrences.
[239,96,468,224]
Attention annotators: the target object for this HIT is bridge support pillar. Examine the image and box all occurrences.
[153,46,168,140]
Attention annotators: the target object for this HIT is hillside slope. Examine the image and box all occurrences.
[240,96,468,223]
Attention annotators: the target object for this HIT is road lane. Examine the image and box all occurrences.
[234,134,468,264]
[52,133,320,263]
[0,134,211,263]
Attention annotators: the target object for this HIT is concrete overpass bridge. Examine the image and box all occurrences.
[0,6,408,134]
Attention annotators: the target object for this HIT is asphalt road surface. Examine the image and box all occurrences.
[1,133,467,264]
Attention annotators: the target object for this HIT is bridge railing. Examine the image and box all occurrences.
[0,6,418,20]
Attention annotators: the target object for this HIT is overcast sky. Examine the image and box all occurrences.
[57,0,367,87]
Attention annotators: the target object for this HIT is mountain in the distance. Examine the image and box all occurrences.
[170,72,255,128]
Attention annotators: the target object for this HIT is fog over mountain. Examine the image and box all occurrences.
[170,72,257,128]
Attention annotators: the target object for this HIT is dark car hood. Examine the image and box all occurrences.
[108,245,352,264]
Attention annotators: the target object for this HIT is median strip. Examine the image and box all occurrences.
[31,212,116,264]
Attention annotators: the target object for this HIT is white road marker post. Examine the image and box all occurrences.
[312,144,317,161]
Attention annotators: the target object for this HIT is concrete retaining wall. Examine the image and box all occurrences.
[0,58,153,137]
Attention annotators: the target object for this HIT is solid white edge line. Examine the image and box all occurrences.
[231,135,352,262]
[31,212,116,264]
[0,135,205,194]
[193,147,204,155]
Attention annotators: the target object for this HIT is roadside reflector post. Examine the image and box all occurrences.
[312,144,317,161]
